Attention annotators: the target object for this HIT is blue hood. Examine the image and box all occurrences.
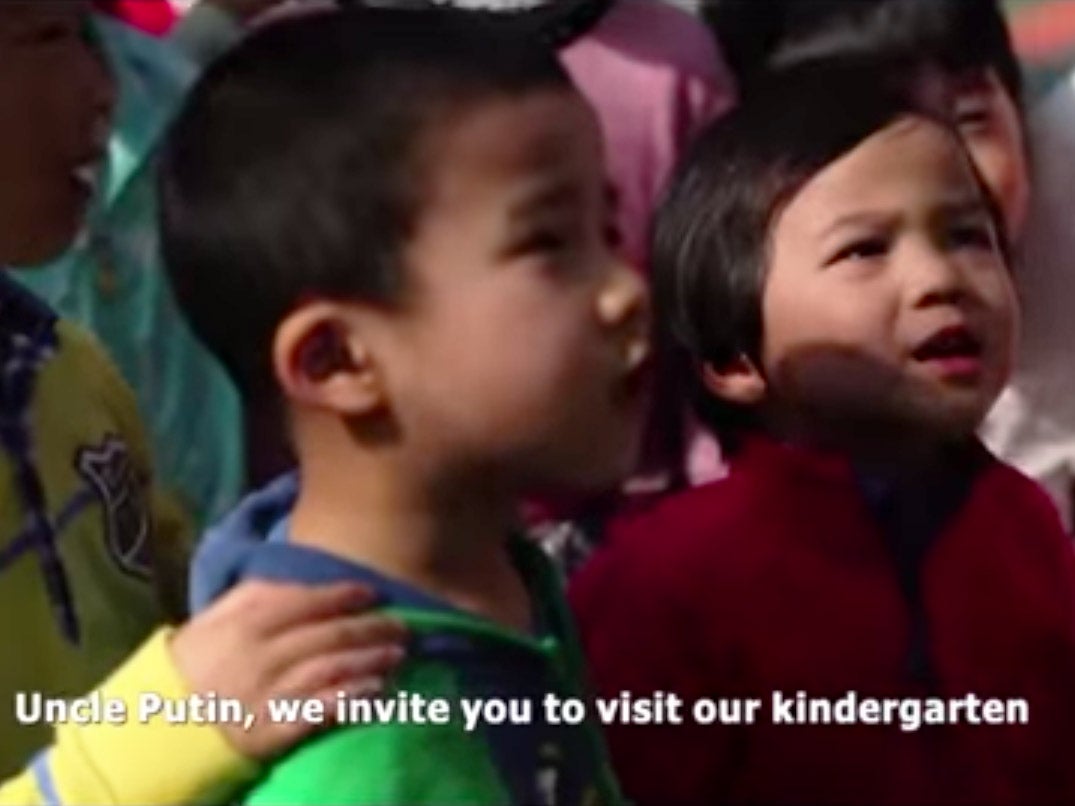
[189,472,300,612]
[190,472,541,626]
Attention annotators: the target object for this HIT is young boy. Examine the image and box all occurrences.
[241,0,732,530]
[707,0,1075,530]
[160,7,649,804]
[0,3,403,802]
[570,63,1075,804]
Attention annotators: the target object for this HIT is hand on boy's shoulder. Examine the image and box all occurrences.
[170,579,407,760]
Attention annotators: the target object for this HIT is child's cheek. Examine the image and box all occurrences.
[964,132,1030,240]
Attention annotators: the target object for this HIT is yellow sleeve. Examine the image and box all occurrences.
[0,629,258,806]
[57,320,194,619]
[0,769,44,806]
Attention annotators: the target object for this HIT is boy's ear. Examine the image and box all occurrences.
[700,354,767,406]
[273,302,384,416]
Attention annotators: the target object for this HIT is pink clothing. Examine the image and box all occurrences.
[560,0,735,271]
[93,0,178,35]
[557,1,734,493]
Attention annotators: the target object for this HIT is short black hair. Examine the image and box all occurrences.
[652,62,961,447]
[708,0,1022,110]
[158,7,571,399]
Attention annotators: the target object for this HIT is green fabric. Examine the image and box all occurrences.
[240,541,624,806]
[245,663,509,806]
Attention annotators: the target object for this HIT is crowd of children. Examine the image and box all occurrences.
[2,0,1075,804]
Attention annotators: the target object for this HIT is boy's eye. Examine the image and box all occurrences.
[81,16,102,48]
[827,237,888,266]
[954,98,992,131]
[947,222,995,251]
[513,227,572,256]
[18,21,77,46]
[957,110,991,131]
[603,218,622,250]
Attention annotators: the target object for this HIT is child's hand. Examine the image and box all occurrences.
[169,580,406,759]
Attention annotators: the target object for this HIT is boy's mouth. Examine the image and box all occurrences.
[613,343,652,406]
[71,163,98,193]
[70,116,110,198]
[910,325,984,379]
[69,146,106,198]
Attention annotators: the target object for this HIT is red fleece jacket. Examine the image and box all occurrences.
[570,436,1075,805]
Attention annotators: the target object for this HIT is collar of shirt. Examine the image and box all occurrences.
[0,271,59,353]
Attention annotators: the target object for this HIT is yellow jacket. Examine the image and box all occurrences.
[0,630,256,805]
[0,280,248,803]
[0,311,188,771]
[0,307,254,803]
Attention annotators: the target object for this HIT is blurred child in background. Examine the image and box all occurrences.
[13,0,301,533]
[984,59,1075,531]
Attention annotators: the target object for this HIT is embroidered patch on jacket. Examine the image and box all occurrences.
[76,436,151,579]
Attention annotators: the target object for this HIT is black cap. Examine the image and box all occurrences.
[336,0,614,47]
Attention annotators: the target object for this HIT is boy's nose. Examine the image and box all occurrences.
[81,21,118,126]
[596,262,651,367]
[907,247,969,309]
[90,54,118,124]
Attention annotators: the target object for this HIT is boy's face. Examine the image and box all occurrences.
[369,90,650,493]
[949,68,1029,240]
[759,116,1018,443]
[0,1,115,266]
